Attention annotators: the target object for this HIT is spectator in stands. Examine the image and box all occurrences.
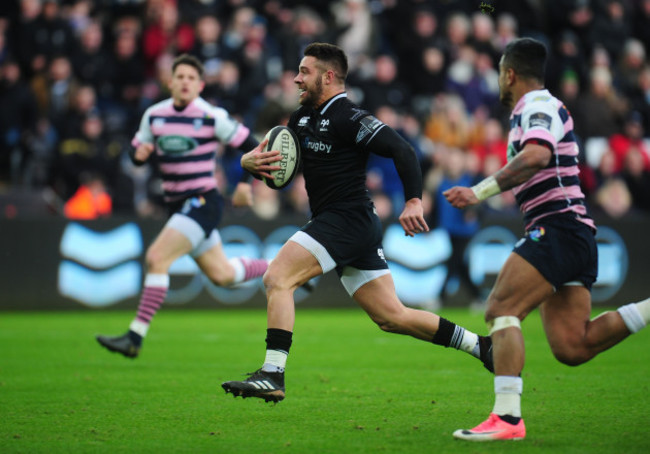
[591,146,632,218]
[546,0,594,53]
[50,112,121,202]
[556,69,582,125]
[492,12,518,54]
[589,0,630,61]
[424,94,471,149]
[428,146,481,306]
[621,147,650,214]
[278,7,327,72]
[616,38,646,98]
[10,0,50,78]
[0,59,39,185]
[190,15,224,87]
[469,11,500,66]
[441,11,471,62]
[30,55,78,135]
[633,0,650,51]
[59,84,98,139]
[546,30,589,96]
[71,19,113,101]
[142,0,194,76]
[469,117,507,168]
[450,44,500,114]
[221,5,256,59]
[573,64,627,139]
[330,0,379,72]
[630,64,650,133]
[0,21,9,65]
[393,6,445,99]
[63,172,112,220]
[107,28,145,133]
[359,54,411,113]
[609,110,650,171]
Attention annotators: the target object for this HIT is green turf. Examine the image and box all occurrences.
[1,307,648,453]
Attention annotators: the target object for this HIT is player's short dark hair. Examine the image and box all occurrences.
[304,42,348,82]
[502,38,547,83]
[172,53,205,79]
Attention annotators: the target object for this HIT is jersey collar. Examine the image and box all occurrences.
[319,92,347,114]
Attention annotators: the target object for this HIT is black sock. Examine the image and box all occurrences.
[265,328,293,353]
[431,317,465,349]
[498,414,521,425]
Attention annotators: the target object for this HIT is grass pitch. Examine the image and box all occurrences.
[1,307,649,453]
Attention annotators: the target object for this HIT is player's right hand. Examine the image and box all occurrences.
[134,142,155,162]
[240,139,282,179]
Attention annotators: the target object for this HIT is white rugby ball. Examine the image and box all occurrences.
[262,125,301,189]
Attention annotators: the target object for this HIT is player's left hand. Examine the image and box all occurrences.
[240,139,282,179]
[232,182,253,207]
[399,198,430,237]
[443,186,479,209]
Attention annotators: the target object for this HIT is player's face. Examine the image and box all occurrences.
[498,56,514,108]
[294,56,325,108]
[169,63,204,107]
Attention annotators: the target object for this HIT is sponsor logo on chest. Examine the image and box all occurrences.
[303,137,332,153]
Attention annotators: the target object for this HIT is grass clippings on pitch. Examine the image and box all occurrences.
[0,308,648,453]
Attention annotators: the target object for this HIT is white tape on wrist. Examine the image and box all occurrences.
[471,175,501,201]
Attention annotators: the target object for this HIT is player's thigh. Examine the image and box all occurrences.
[352,273,404,321]
[539,285,592,351]
[267,239,323,289]
[486,252,554,320]
[194,240,231,279]
[147,226,194,269]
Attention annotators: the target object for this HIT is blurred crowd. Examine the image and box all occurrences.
[1,0,649,221]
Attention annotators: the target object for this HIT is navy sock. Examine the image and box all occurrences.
[128,330,143,347]
[498,414,521,425]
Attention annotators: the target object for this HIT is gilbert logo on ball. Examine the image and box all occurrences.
[262,125,301,189]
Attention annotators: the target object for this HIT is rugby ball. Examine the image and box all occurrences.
[262,125,300,189]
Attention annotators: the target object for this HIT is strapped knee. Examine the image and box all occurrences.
[487,316,521,335]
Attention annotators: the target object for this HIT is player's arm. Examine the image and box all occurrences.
[130,109,155,165]
[130,142,155,165]
[444,141,552,209]
[369,126,429,237]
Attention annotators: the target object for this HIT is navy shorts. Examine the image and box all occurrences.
[168,189,224,238]
[302,201,388,276]
[513,214,598,291]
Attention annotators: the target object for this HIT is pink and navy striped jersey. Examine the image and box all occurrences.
[507,89,595,231]
[132,97,251,203]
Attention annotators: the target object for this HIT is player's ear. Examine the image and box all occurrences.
[506,67,516,86]
[198,80,205,93]
[324,69,335,85]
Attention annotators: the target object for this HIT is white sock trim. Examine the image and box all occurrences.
[493,376,523,417]
[228,257,246,284]
[262,349,288,373]
[618,303,646,333]
[494,375,523,394]
[634,298,650,324]
[129,319,149,337]
[144,273,170,288]
[460,331,479,355]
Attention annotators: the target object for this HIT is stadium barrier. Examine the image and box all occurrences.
[0,212,647,311]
